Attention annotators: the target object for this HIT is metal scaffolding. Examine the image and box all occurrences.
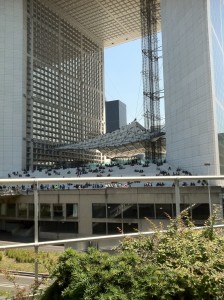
[141,0,163,161]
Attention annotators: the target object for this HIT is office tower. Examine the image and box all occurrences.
[106,100,127,133]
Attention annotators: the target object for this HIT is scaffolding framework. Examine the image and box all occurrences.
[141,0,163,161]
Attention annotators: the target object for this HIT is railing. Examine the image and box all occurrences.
[0,222,224,284]
[0,175,223,282]
[1,223,224,250]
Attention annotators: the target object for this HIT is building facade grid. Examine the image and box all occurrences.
[26,0,104,169]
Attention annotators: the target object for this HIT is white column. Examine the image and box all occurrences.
[160,0,219,175]
[0,0,26,177]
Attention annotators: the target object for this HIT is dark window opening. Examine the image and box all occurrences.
[155,204,173,219]
[66,204,78,218]
[7,204,16,217]
[139,204,155,219]
[92,222,106,234]
[107,204,122,218]
[40,204,51,218]
[123,222,138,233]
[123,204,137,219]
[53,204,63,219]
[40,221,78,233]
[92,203,106,218]
[108,222,122,234]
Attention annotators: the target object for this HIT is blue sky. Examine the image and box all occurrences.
[104,37,164,126]
[104,38,144,125]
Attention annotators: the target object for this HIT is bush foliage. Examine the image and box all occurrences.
[5,249,36,263]
[5,248,59,271]
[41,215,224,300]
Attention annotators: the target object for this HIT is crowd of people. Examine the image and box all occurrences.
[1,161,208,193]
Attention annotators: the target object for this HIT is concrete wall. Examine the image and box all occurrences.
[0,0,26,177]
[0,186,221,241]
[161,0,220,175]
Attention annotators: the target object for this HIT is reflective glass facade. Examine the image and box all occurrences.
[210,0,224,174]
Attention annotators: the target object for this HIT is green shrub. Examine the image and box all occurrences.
[5,249,35,263]
[5,248,58,270]
[0,252,2,262]
[41,215,224,300]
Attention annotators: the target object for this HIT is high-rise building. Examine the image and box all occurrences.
[0,0,223,177]
[0,0,140,176]
[106,100,127,133]
[0,0,105,174]
[161,0,224,175]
